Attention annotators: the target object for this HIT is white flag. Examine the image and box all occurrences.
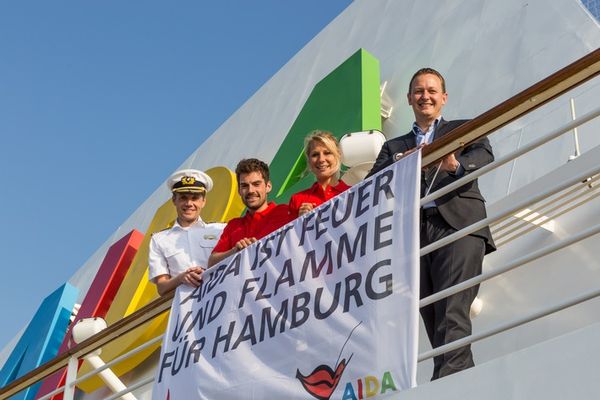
[152,152,421,400]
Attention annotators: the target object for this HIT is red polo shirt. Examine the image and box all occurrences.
[212,202,292,253]
[288,180,351,217]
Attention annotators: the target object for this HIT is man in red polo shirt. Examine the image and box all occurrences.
[207,158,291,267]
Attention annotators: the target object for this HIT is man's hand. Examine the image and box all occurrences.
[235,237,257,251]
[440,153,460,172]
[177,267,204,288]
[298,203,316,216]
[208,237,258,268]
[398,144,424,162]
[153,266,205,296]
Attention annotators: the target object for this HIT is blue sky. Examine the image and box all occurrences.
[0,1,351,350]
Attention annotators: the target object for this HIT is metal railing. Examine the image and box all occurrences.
[0,292,173,400]
[1,48,600,400]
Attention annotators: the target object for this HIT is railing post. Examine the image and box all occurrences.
[63,356,79,400]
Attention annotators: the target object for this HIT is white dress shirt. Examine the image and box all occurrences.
[148,218,225,281]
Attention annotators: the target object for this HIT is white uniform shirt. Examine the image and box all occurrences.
[148,218,225,281]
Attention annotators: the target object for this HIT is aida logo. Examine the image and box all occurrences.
[340,371,398,400]
[295,322,361,400]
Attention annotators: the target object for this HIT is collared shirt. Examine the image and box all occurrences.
[414,117,442,209]
[212,202,292,253]
[288,180,351,217]
[414,116,465,179]
[148,218,225,281]
[412,117,441,146]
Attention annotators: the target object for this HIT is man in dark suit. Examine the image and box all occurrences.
[367,68,495,380]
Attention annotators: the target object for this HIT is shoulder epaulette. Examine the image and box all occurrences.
[152,226,171,236]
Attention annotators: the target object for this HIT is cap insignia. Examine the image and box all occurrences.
[182,176,196,186]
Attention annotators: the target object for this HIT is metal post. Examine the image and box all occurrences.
[63,356,79,400]
[569,97,581,160]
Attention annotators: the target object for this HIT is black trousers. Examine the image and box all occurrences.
[420,209,485,380]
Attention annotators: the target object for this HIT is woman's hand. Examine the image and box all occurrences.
[298,202,316,216]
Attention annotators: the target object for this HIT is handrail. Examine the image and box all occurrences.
[420,104,600,206]
[420,222,600,308]
[0,292,173,400]
[493,178,600,244]
[418,287,600,362]
[491,176,599,236]
[422,48,600,167]
[101,376,154,400]
[420,162,600,256]
[71,334,164,387]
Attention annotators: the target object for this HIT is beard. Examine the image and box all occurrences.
[244,194,266,211]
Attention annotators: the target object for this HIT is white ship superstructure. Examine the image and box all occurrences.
[1,0,600,399]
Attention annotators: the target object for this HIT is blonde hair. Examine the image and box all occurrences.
[304,130,342,177]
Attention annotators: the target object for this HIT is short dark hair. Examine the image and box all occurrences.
[408,67,446,93]
[235,158,270,184]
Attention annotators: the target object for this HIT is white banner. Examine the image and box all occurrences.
[152,152,421,400]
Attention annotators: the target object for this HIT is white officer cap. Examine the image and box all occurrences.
[167,169,213,193]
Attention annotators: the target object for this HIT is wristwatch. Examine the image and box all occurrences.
[393,152,404,161]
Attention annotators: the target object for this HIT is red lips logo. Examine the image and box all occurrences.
[295,322,362,400]
[296,355,353,400]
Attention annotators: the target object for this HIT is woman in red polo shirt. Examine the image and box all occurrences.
[289,130,351,217]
